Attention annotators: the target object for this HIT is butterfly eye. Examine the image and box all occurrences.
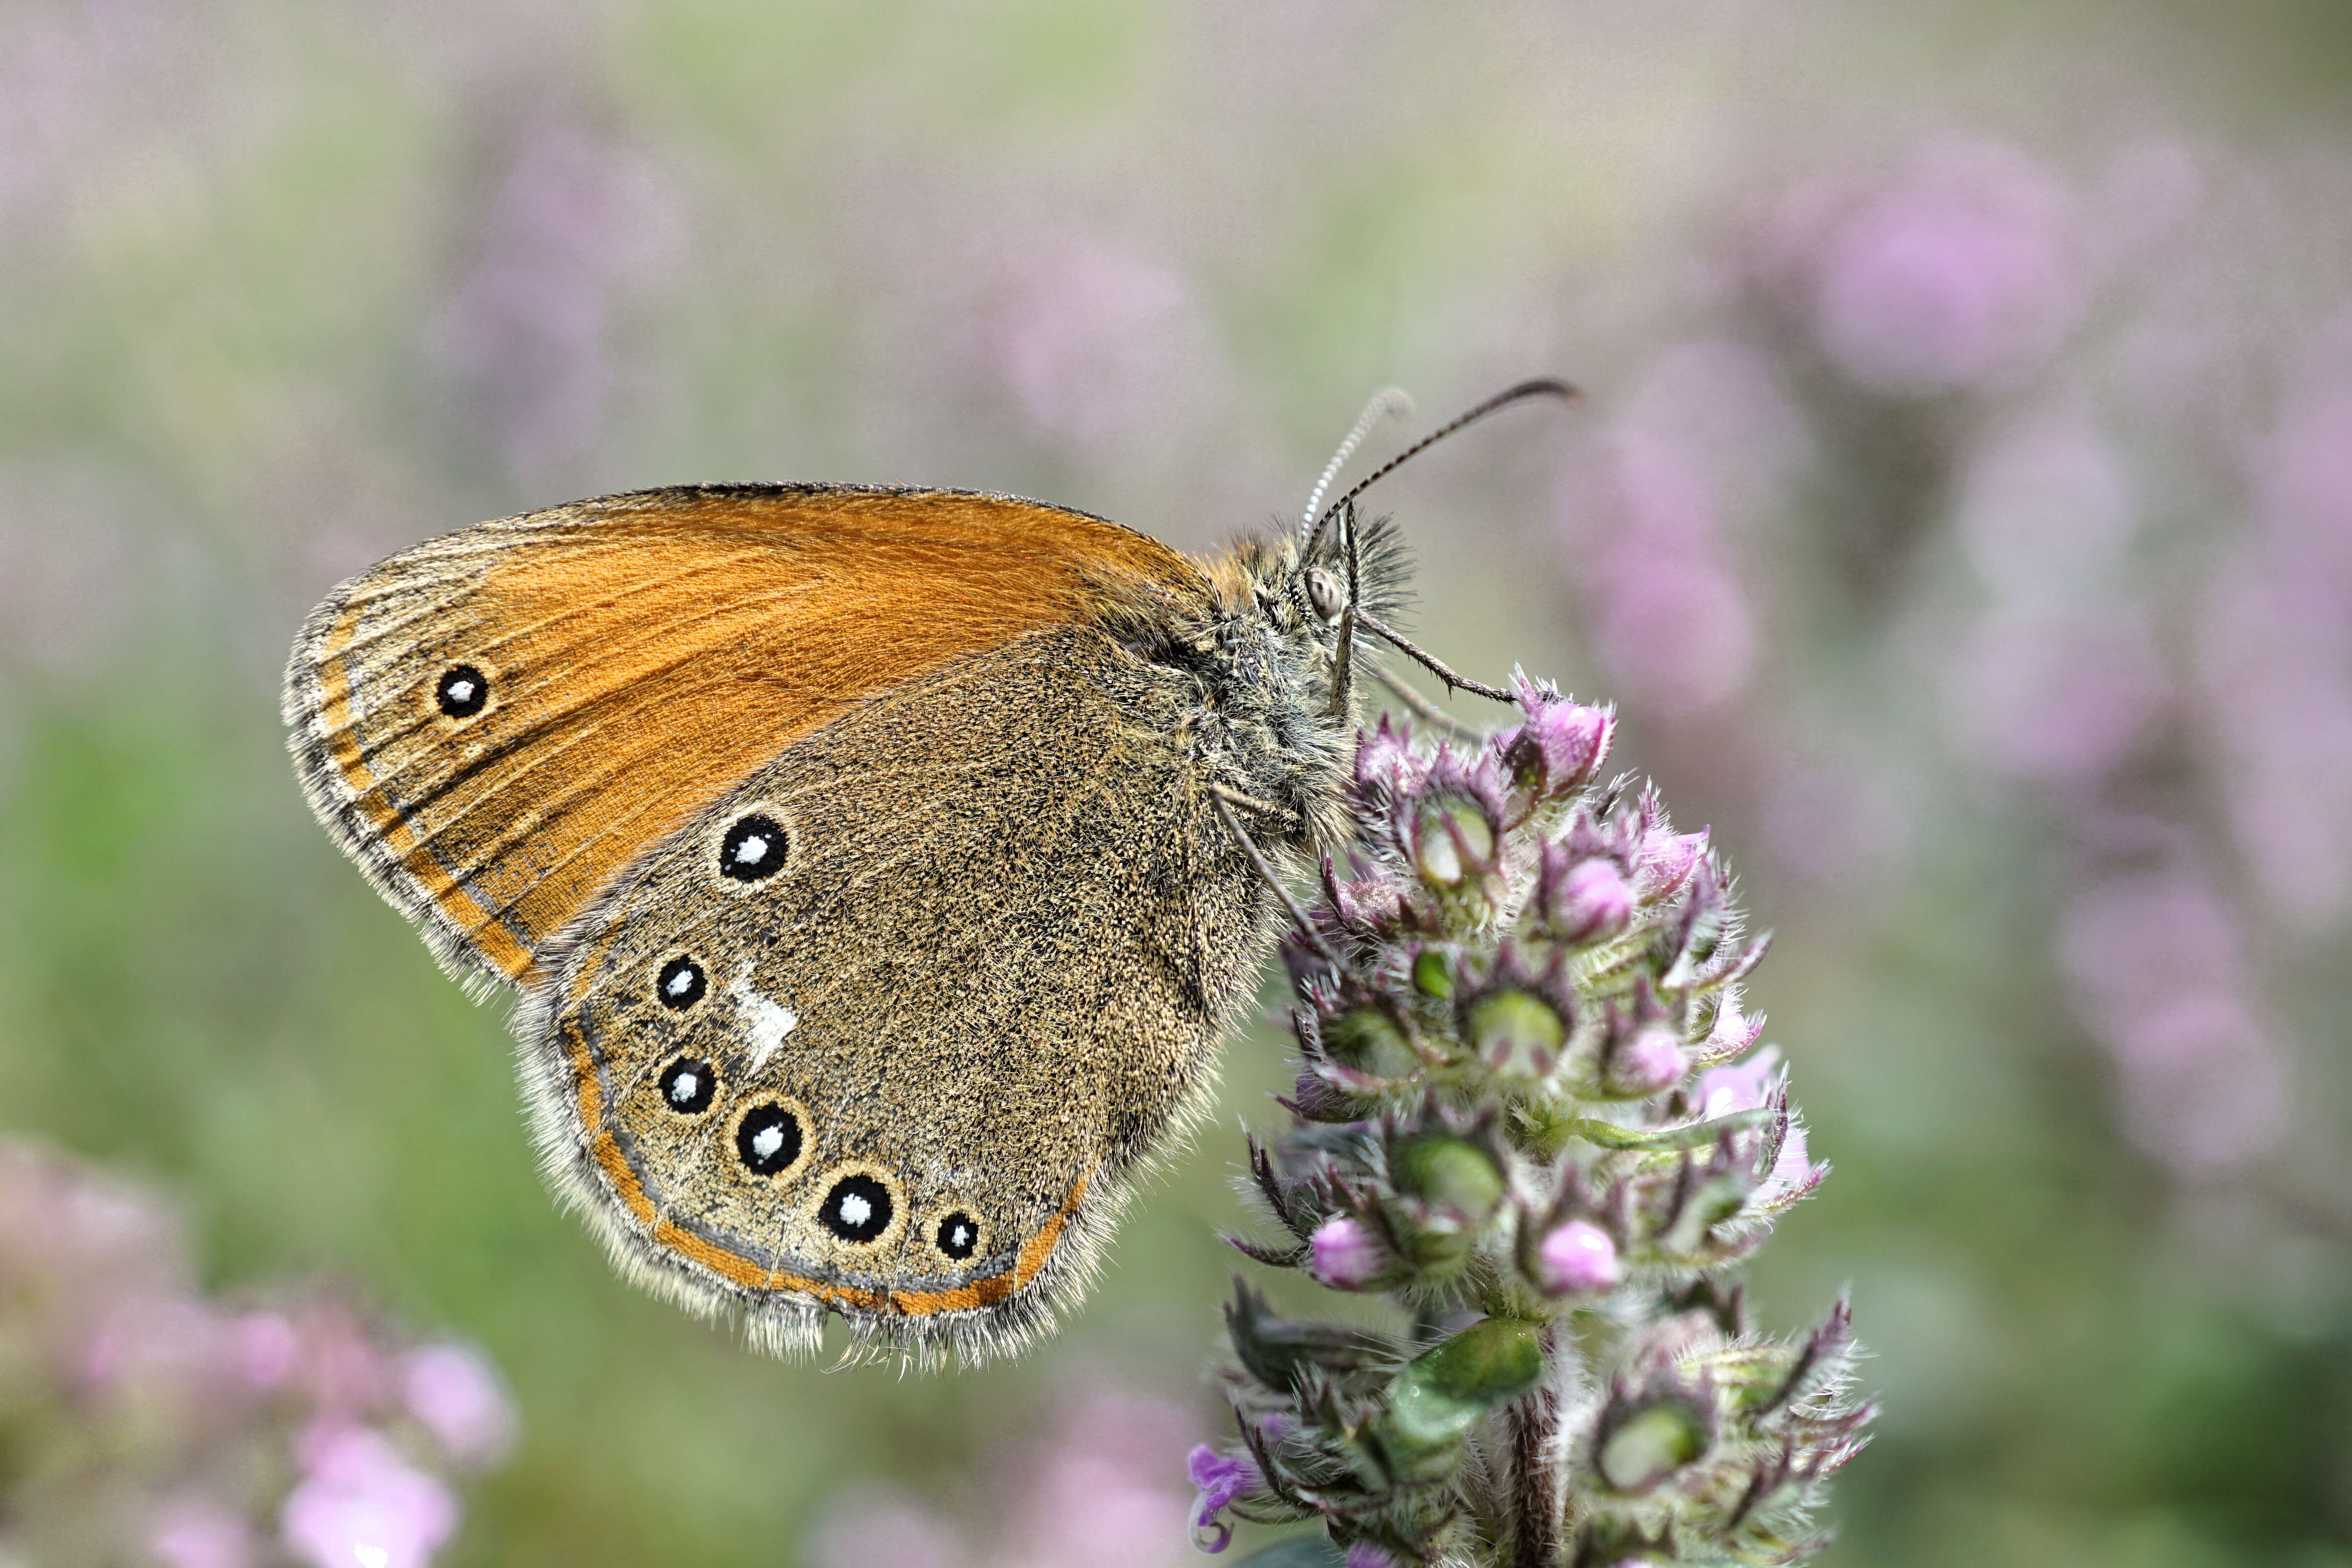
[820,1172,896,1245]
[1303,567,1347,623]
[935,1211,981,1261]
[656,956,706,1010]
[435,663,490,719]
[657,1057,717,1115]
[734,1103,805,1177]
[718,813,791,882]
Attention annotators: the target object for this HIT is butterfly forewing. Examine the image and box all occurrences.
[283,485,1201,989]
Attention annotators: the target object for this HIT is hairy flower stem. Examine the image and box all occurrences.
[1504,1354,1560,1568]
[1189,679,1875,1567]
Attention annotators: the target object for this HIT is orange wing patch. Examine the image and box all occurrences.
[286,485,1209,986]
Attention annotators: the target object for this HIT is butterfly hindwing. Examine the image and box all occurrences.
[283,484,1204,990]
[523,624,1271,1361]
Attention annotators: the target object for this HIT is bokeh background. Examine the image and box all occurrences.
[3,1,2350,1564]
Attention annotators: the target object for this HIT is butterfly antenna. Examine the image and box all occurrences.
[1301,377,1579,557]
[1299,386,1414,543]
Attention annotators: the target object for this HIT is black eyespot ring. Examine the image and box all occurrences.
[657,1057,716,1115]
[435,664,490,719]
[655,956,706,1010]
[734,1103,803,1177]
[819,1173,895,1244]
[935,1211,980,1261]
[718,813,789,882]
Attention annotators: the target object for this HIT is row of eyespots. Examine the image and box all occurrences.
[652,1054,980,1260]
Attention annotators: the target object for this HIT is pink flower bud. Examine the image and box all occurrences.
[1497,686,1615,800]
[1695,1050,1783,1117]
[1531,1219,1621,1296]
[1308,1216,1385,1290]
[1353,717,1429,801]
[1553,858,1634,942]
[1636,829,1710,901]
[1609,1026,1686,1096]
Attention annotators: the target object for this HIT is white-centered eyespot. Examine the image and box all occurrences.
[714,807,795,885]
[816,1169,901,1247]
[934,1209,984,1262]
[733,1102,807,1179]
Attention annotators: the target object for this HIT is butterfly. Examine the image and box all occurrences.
[282,380,1569,1363]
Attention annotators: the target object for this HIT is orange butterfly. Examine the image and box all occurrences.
[284,382,1569,1362]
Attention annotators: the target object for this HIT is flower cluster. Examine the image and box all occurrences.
[0,1141,514,1568]
[1192,684,1872,1566]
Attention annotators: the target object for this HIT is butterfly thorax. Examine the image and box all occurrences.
[1169,524,1414,859]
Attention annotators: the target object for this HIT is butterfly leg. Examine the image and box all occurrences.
[1365,661,1482,741]
[1208,791,1343,966]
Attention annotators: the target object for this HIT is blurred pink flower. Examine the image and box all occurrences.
[1955,407,2136,607]
[2198,553,2352,931]
[2200,362,2352,930]
[401,1343,515,1468]
[234,1311,301,1394]
[1614,339,1810,506]
[1947,611,2169,786]
[1803,139,2084,393]
[1577,438,1758,716]
[1695,1049,1782,1118]
[1004,1386,1196,1568]
[0,1143,508,1563]
[806,1379,1202,1568]
[985,233,1217,457]
[2090,140,2205,266]
[282,1424,459,1568]
[2250,374,2352,612]
[0,0,200,231]
[299,1303,391,1414]
[1755,743,1913,886]
[805,1489,966,1568]
[149,1493,257,1568]
[1552,343,1795,721]
[433,118,684,479]
[2059,866,2287,1173]
[79,1293,228,1398]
